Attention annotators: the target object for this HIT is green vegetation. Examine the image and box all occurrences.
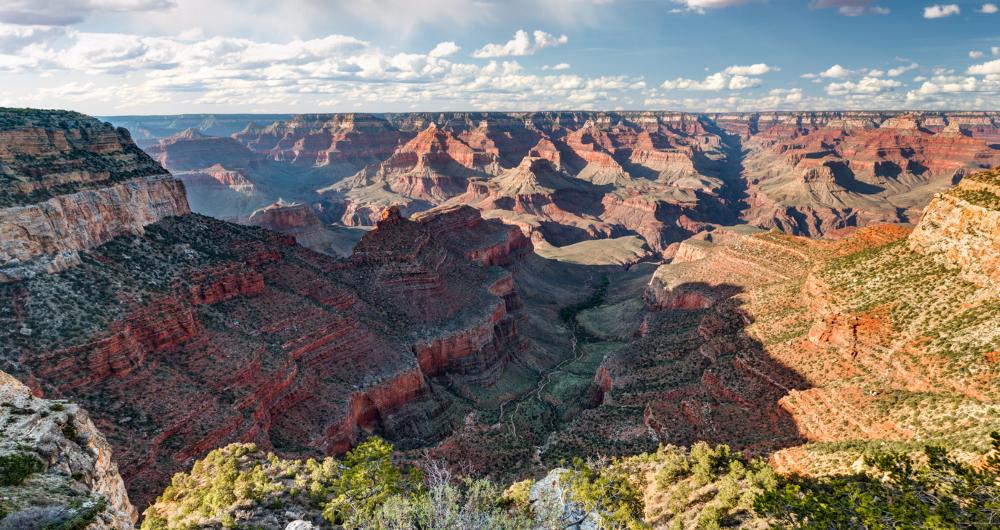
[964,167,1000,187]
[560,275,610,343]
[141,438,533,530]
[0,453,44,486]
[755,433,1000,529]
[820,239,1000,376]
[141,431,1000,529]
[646,443,777,529]
[950,187,1000,210]
[565,456,646,529]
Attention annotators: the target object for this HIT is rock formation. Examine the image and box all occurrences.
[0,109,534,507]
[0,370,135,528]
[0,109,189,282]
[104,111,1000,257]
[908,167,1000,292]
[248,199,366,257]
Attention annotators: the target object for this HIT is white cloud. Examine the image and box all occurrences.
[723,63,777,75]
[727,75,761,89]
[993,46,1000,56]
[542,62,571,70]
[662,63,774,91]
[811,1,890,16]
[0,23,66,53]
[669,0,758,14]
[923,4,960,19]
[906,75,985,102]
[471,29,568,58]
[887,62,918,76]
[0,0,175,25]
[980,3,998,14]
[968,58,1000,75]
[428,41,460,58]
[970,50,985,59]
[0,24,663,113]
[819,64,852,78]
[663,72,727,90]
[826,76,901,95]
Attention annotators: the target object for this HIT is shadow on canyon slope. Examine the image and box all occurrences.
[699,119,750,224]
[536,281,813,465]
[422,269,815,484]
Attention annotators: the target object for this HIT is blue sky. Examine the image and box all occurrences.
[0,0,998,114]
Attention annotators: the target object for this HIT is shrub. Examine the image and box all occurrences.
[0,453,44,486]
[754,432,1000,528]
[565,457,646,529]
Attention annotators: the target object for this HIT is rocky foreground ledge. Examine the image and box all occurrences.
[0,370,135,528]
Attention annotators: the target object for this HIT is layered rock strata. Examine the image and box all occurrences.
[0,109,534,508]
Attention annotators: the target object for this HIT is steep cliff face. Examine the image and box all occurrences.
[146,129,259,172]
[908,168,1000,292]
[2,206,532,505]
[0,109,189,282]
[0,109,536,507]
[0,370,135,528]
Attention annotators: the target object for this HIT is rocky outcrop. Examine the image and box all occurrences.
[247,200,365,257]
[908,169,1000,292]
[2,205,532,505]
[0,176,189,282]
[146,129,259,172]
[0,370,135,528]
[739,112,1000,236]
[0,109,190,282]
[232,113,406,169]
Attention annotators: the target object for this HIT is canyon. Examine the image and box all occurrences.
[1,108,999,527]
[109,111,1000,258]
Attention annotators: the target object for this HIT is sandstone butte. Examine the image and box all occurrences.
[2,108,999,524]
[110,111,1000,258]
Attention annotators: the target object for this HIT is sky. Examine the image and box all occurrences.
[0,0,998,114]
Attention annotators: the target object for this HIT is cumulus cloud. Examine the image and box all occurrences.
[923,4,960,19]
[662,63,775,91]
[968,58,1000,75]
[723,63,777,75]
[826,76,902,95]
[727,75,761,90]
[428,41,460,58]
[904,73,1000,104]
[980,3,998,14]
[542,63,571,70]
[0,0,175,26]
[810,0,890,16]
[471,30,567,58]
[0,23,66,53]
[970,50,985,59]
[818,64,852,78]
[0,25,656,112]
